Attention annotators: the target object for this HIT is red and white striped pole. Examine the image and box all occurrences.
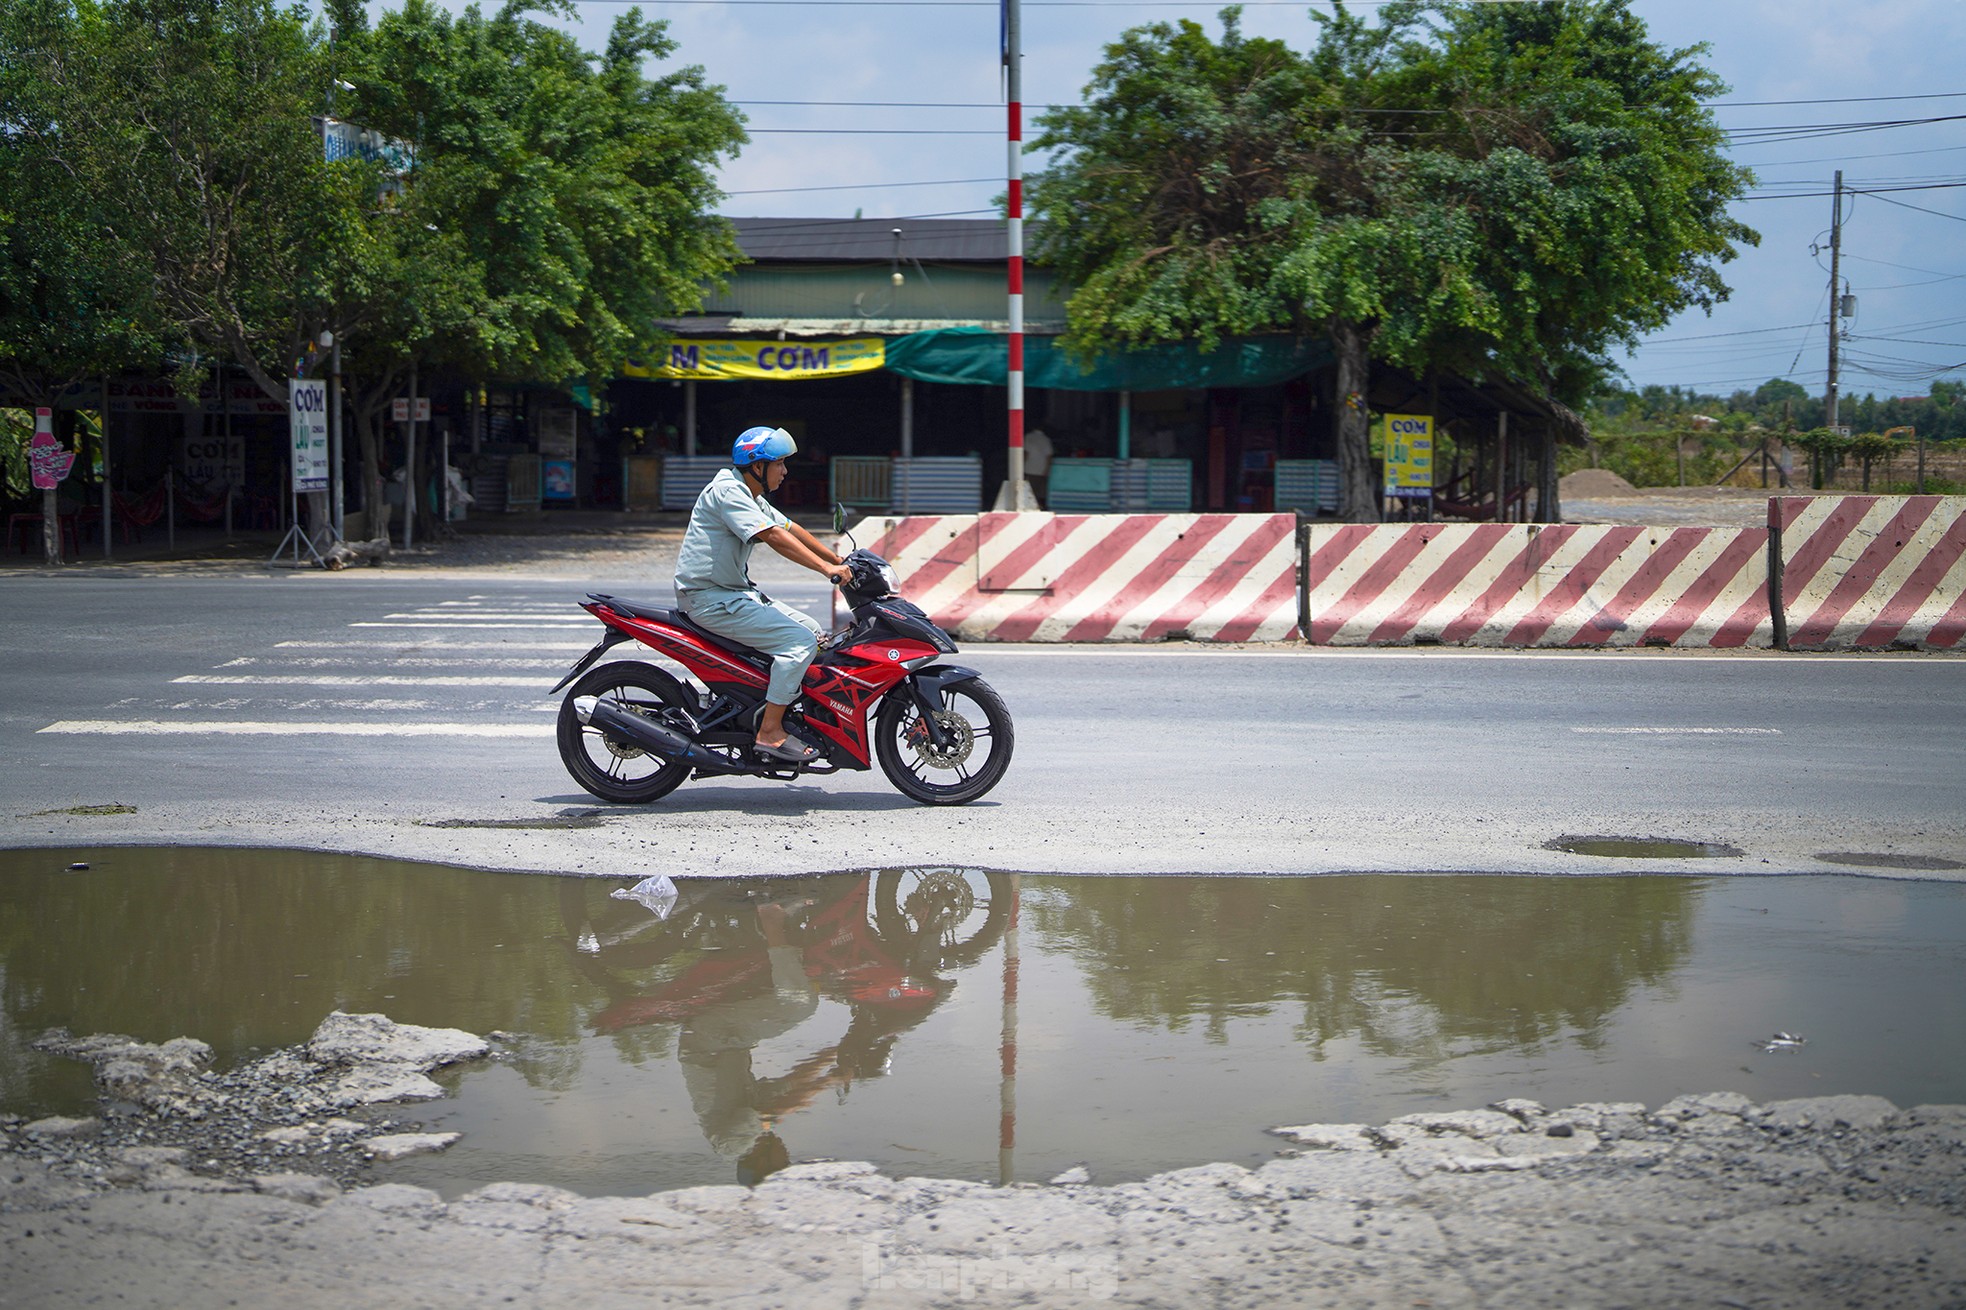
[997,873,1020,1185]
[999,0,1029,510]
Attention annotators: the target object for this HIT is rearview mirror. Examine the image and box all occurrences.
[832,501,847,536]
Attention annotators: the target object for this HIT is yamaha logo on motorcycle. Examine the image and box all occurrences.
[550,547,1013,806]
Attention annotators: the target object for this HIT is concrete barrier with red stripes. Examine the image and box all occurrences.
[853,499,1966,649]
[851,512,1301,642]
[1302,522,1773,647]
[1772,495,1966,651]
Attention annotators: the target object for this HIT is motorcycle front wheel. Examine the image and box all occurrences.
[874,868,1012,967]
[874,678,1014,805]
[557,660,695,804]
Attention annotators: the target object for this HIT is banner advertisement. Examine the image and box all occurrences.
[28,409,77,490]
[90,378,289,417]
[180,434,242,490]
[625,338,886,381]
[535,404,576,459]
[543,459,576,501]
[1381,413,1435,499]
[289,379,330,493]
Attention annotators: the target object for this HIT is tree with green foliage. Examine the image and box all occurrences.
[1846,430,1898,492]
[1753,378,1809,413]
[0,1,163,412]
[1029,0,1754,520]
[0,0,167,559]
[1790,427,1848,490]
[320,0,747,536]
[19,0,354,405]
[9,0,743,540]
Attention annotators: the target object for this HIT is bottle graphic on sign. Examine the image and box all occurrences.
[28,408,77,490]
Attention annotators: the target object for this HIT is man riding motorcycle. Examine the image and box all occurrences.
[674,425,850,764]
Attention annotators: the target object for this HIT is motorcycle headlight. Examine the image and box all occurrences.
[876,561,899,594]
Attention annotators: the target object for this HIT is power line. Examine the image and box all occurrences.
[736,95,1966,112]
[1741,180,1966,202]
[735,100,1015,108]
[1723,112,1966,145]
[724,176,998,196]
[1713,90,1966,108]
[1732,143,1966,169]
[1854,272,1966,291]
[1844,253,1966,279]
[749,128,1000,135]
[1850,335,1966,349]
[1866,191,1966,225]
[1639,322,1817,345]
[712,210,1003,244]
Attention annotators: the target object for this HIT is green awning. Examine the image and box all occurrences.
[883,327,1332,392]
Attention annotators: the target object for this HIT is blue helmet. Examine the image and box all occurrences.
[732,425,797,468]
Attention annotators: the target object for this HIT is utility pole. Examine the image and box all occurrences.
[1825,170,1843,430]
[992,0,1035,511]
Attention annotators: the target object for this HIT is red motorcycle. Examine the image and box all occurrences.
[552,548,1014,806]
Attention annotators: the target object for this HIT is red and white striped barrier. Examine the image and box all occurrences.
[1303,523,1773,647]
[1773,496,1966,651]
[852,513,1301,642]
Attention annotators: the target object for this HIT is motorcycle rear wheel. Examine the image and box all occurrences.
[874,678,1014,805]
[557,661,695,804]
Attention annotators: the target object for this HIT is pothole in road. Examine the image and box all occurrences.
[1545,835,1745,859]
[1816,851,1966,872]
[5,848,1963,1200]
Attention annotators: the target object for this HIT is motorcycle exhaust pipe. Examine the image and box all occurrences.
[582,699,743,775]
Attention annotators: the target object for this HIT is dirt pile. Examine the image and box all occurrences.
[1559,468,1638,498]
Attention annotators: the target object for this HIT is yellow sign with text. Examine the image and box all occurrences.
[625,338,886,381]
[1381,413,1435,498]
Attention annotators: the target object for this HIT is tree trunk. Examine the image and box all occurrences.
[414,429,437,541]
[1537,424,1560,523]
[355,408,386,538]
[1331,319,1379,524]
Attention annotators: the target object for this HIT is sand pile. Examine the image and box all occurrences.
[1559,468,1638,498]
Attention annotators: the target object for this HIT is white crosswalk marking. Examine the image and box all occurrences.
[173,674,551,687]
[380,611,589,621]
[41,595,599,739]
[221,657,562,669]
[40,721,553,737]
[1572,726,1782,735]
[276,639,594,651]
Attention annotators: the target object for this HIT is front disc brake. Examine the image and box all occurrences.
[910,709,974,768]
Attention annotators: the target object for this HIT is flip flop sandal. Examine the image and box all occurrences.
[754,736,820,764]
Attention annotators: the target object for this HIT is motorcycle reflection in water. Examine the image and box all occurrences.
[560,870,1010,1185]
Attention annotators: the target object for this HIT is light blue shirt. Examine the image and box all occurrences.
[674,468,791,593]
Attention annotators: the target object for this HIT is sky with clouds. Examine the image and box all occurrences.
[509,0,1966,401]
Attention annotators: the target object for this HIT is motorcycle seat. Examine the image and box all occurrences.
[587,593,771,667]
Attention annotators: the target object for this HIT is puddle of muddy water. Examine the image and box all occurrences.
[2,847,1963,1198]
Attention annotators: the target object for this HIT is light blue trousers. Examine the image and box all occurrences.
[679,587,823,705]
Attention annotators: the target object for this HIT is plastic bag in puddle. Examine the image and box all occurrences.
[611,873,679,920]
